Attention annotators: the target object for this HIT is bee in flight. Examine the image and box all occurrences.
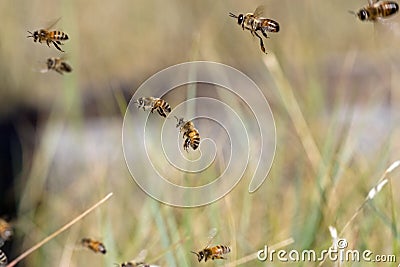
[191,228,231,262]
[115,249,159,267]
[175,116,200,152]
[81,238,106,254]
[134,97,171,118]
[0,219,13,248]
[41,57,72,75]
[27,18,69,52]
[229,6,280,53]
[0,249,7,267]
[350,0,399,21]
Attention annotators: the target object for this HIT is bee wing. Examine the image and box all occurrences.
[204,228,218,248]
[368,0,379,5]
[45,17,62,30]
[132,249,148,263]
[254,5,265,17]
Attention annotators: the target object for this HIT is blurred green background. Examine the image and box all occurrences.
[1,0,400,266]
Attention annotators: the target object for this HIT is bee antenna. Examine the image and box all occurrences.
[27,31,33,37]
[229,12,238,18]
[348,10,356,16]
[190,251,199,256]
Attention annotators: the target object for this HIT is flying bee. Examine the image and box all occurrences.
[350,0,399,21]
[0,249,7,267]
[27,18,69,52]
[81,238,106,254]
[134,97,172,118]
[191,228,231,262]
[175,116,200,151]
[229,6,280,53]
[0,219,13,248]
[41,57,72,75]
[115,249,159,267]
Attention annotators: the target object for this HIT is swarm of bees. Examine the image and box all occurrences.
[229,6,280,53]
[350,0,399,21]
[191,229,231,262]
[175,116,201,151]
[81,238,107,254]
[115,249,159,267]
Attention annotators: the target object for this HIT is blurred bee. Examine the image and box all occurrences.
[0,249,7,267]
[134,97,171,118]
[81,238,106,254]
[191,228,231,262]
[116,249,159,267]
[175,116,200,151]
[350,0,399,21]
[229,6,280,53]
[41,57,72,75]
[27,18,69,52]
[0,219,13,248]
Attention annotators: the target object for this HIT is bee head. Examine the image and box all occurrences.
[229,12,244,25]
[357,9,369,20]
[174,116,185,128]
[134,97,144,108]
[27,30,39,41]
[191,251,204,262]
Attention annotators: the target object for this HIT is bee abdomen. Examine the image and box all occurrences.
[51,30,69,40]
[262,20,280,32]
[61,62,73,73]
[216,245,231,254]
[381,1,399,16]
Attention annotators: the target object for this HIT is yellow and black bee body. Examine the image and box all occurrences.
[351,0,399,21]
[0,219,12,248]
[44,57,72,75]
[135,97,171,118]
[229,6,280,53]
[81,238,106,254]
[191,245,231,262]
[0,249,7,267]
[175,117,200,151]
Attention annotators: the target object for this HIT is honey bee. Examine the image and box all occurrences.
[27,18,69,52]
[350,0,399,21]
[116,249,159,267]
[229,6,280,53]
[134,97,172,118]
[81,238,106,254]
[41,57,72,75]
[0,249,7,267]
[191,229,231,262]
[175,116,200,151]
[0,219,13,248]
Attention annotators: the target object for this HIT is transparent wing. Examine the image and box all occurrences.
[132,249,148,263]
[45,17,62,30]
[374,14,400,49]
[204,228,218,248]
[254,5,265,17]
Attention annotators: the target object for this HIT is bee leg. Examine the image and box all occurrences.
[157,108,166,117]
[254,31,266,53]
[55,69,64,75]
[261,30,269,39]
[52,41,65,52]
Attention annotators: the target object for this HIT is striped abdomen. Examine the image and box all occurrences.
[49,30,69,41]
[0,249,8,266]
